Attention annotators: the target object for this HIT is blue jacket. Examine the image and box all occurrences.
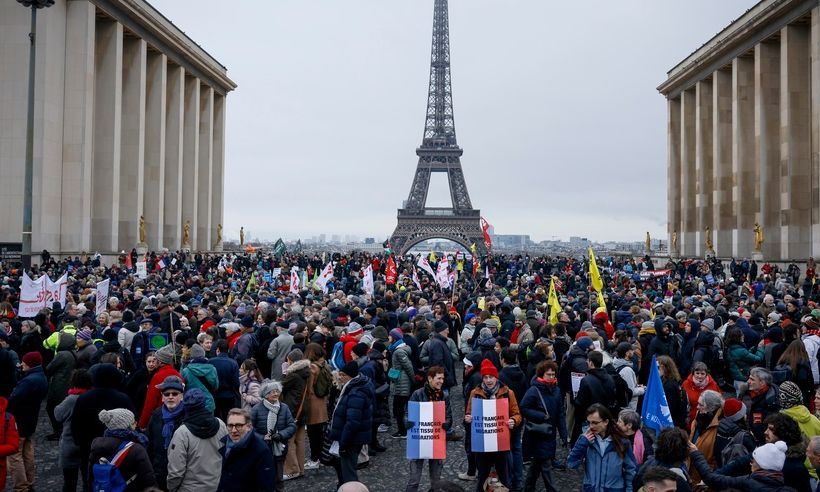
[568,433,636,492]
[250,401,297,460]
[208,353,240,400]
[328,375,374,449]
[8,366,48,437]
[520,380,567,460]
[217,431,275,492]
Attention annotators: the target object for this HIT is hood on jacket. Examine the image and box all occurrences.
[286,359,311,375]
[185,362,216,378]
[782,404,816,425]
[57,332,76,351]
[90,362,123,388]
[694,330,715,348]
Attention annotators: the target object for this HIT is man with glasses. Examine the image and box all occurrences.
[218,408,274,492]
[146,376,185,490]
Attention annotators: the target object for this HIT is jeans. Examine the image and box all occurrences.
[393,394,410,434]
[475,451,510,492]
[333,444,363,487]
[406,459,443,492]
[524,456,558,492]
[506,426,523,489]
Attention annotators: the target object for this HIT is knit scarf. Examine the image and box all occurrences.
[67,387,89,396]
[692,375,710,390]
[161,404,184,449]
[537,377,557,386]
[424,383,443,402]
[753,469,784,483]
[263,399,281,435]
[388,339,405,353]
[481,381,499,399]
[805,329,820,339]
[104,428,149,449]
[633,428,645,466]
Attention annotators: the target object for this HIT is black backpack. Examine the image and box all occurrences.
[605,364,633,414]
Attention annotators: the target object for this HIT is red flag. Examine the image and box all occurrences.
[124,253,133,270]
[480,217,492,251]
[386,256,398,285]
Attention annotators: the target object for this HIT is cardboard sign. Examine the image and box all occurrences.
[470,398,510,452]
[571,372,585,399]
[406,401,446,460]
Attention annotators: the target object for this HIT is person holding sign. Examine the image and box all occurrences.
[520,360,566,492]
[404,366,452,492]
[464,359,521,492]
[567,403,636,492]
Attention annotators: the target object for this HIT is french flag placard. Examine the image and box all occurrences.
[406,401,446,460]
[470,398,510,453]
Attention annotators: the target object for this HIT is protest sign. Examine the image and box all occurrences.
[571,372,585,399]
[19,272,46,317]
[136,261,147,279]
[45,273,67,308]
[96,279,110,316]
[470,398,510,452]
[406,401,446,460]
[363,264,374,296]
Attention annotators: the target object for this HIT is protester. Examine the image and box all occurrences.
[688,389,723,483]
[181,343,219,411]
[209,339,241,422]
[304,343,330,469]
[743,367,781,443]
[389,328,415,439]
[239,358,263,411]
[328,361,375,488]
[44,332,76,440]
[53,369,92,492]
[632,427,691,492]
[251,380,296,491]
[146,375,186,490]
[520,360,566,492]
[89,408,156,491]
[139,344,181,429]
[681,361,720,426]
[0,395,20,492]
[567,403,636,492]
[7,351,48,492]
[405,366,453,492]
[218,408,275,492]
[616,409,653,467]
[281,348,311,480]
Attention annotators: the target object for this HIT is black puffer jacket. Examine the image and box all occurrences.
[328,375,375,448]
[71,363,135,452]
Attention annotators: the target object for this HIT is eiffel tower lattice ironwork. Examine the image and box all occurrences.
[390,0,485,256]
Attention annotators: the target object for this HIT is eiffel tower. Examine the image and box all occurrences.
[390,0,486,256]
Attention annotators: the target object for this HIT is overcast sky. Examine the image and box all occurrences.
[150,0,758,244]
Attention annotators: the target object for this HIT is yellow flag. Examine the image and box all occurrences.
[470,243,477,255]
[650,308,656,321]
[548,277,562,325]
[478,297,486,310]
[224,292,233,308]
[246,271,257,293]
[588,248,606,312]
[429,251,437,262]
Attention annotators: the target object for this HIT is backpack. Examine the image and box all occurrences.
[330,341,346,371]
[92,440,135,492]
[604,364,632,415]
[313,362,333,398]
[720,430,754,467]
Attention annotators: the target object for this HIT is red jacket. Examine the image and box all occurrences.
[339,334,359,363]
[0,397,20,491]
[138,364,182,429]
[682,374,721,425]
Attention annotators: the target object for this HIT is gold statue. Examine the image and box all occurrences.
[240,227,245,246]
[182,220,191,245]
[705,226,714,251]
[672,230,678,251]
[645,231,651,253]
[138,215,146,243]
[754,223,764,251]
[216,224,223,243]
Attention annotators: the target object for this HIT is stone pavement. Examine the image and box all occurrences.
[22,377,583,492]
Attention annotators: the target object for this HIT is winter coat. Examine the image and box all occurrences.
[743,384,780,443]
[406,385,453,433]
[281,358,312,424]
[208,354,241,401]
[306,361,329,425]
[499,364,528,405]
[424,333,457,388]
[146,406,184,489]
[71,364,134,453]
[166,420,229,492]
[713,418,755,468]
[612,358,644,411]
[682,374,721,425]
[689,410,722,484]
[89,435,157,492]
[45,333,77,403]
[692,449,796,492]
[802,334,820,384]
[0,397,20,491]
[559,345,589,395]
[662,378,688,429]
[390,343,415,397]
[328,375,375,448]
[574,367,615,417]
[251,399,297,455]
[8,365,48,437]
[266,332,294,380]
[239,373,262,412]
[54,392,84,468]
[229,332,257,366]
[124,366,154,421]
[76,343,98,369]
[520,380,567,460]
[217,431,275,492]
[727,342,765,382]
[139,364,182,429]
[781,405,820,443]
[466,383,522,428]
[181,362,219,411]
[568,433,637,492]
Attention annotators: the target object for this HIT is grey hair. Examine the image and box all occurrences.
[749,367,773,386]
[260,380,283,397]
[810,436,820,455]
[618,409,641,431]
[691,361,709,374]
[699,390,723,412]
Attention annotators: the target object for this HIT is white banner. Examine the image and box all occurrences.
[416,257,436,279]
[19,272,47,318]
[273,267,282,277]
[45,273,68,308]
[96,279,110,316]
[314,262,334,293]
[436,258,451,289]
[136,261,147,279]
[362,264,374,296]
[289,268,300,294]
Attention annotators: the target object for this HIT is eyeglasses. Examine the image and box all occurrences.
[226,423,248,429]
[162,391,181,397]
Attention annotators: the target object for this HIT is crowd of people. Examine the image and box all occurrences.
[0,248,818,492]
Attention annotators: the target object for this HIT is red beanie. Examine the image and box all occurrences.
[723,398,746,422]
[480,359,498,378]
[22,351,42,367]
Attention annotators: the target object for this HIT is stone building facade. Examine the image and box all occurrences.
[0,0,236,255]
[658,0,820,262]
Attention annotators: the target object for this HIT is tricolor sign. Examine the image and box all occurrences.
[470,398,510,452]
[406,401,446,460]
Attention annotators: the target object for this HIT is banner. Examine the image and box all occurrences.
[548,277,562,325]
[45,273,68,308]
[417,257,436,279]
[480,217,492,251]
[435,257,450,289]
[571,372,585,399]
[641,355,675,434]
[19,271,47,318]
[289,268,300,294]
[406,401,446,460]
[411,266,422,290]
[95,279,110,316]
[386,256,397,285]
[470,398,510,452]
[638,269,672,280]
[314,262,334,293]
[136,261,147,279]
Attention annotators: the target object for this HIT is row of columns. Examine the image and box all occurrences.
[668,12,818,261]
[74,6,225,253]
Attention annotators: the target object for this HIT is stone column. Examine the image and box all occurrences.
[733,55,755,258]
[182,76,200,249]
[668,97,682,256]
[696,79,714,257]
[164,65,184,247]
[713,68,733,257]
[681,89,697,257]
[144,52,167,250]
[197,85,214,251]
[91,20,123,252]
[60,0,95,253]
[755,40,781,260]
[119,37,146,250]
[780,24,811,260]
[813,8,820,257]
[212,93,226,249]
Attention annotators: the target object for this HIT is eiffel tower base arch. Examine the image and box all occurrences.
[391,212,486,256]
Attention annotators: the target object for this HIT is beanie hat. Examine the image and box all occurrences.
[155,375,185,392]
[753,441,788,471]
[351,343,369,358]
[768,312,782,323]
[287,348,304,362]
[779,381,803,409]
[347,323,363,337]
[701,319,715,331]
[341,361,359,378]
[722,398,747,422]
[155,344,175,365]
[98,408,135,430]
[767,327,783,343]
[576,336,593,351]
[183,388,207,411]
[189,343,206,360]
[241,316,254,328]
[433,320,448,333]
[479,327,492,339]
[480,359,498,378]
[22,351,42,367]
[77,329,93,342]
[389,328,404,341]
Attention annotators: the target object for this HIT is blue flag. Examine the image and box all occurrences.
[641,355,674,434]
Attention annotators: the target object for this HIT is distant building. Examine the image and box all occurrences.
[569,237,591,248]
[364,237,375,244]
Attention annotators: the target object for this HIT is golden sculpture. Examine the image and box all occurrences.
[216,224,223,243]
[182,220,191,245]
[240,226,245,246]
[138,215,146,243]
[672,230,678,252]
[754,223,764,251]
[705,226,714,251]
[645,231,651,253]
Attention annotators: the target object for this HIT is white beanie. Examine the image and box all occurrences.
[752,441,788,471]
